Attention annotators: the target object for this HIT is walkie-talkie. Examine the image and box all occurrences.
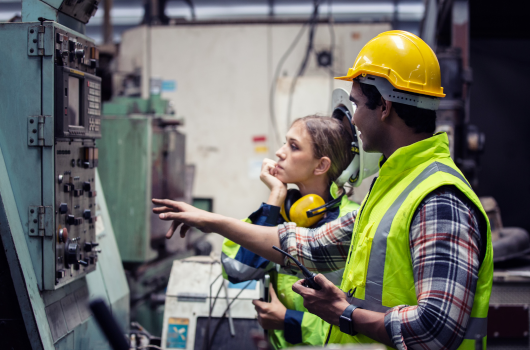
[272,246,321,290]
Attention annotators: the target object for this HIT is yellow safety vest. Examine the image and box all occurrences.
[329,132,493,349]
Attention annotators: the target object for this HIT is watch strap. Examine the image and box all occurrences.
[339,304,360,336]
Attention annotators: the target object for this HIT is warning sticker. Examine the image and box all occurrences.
[167,318,189,349]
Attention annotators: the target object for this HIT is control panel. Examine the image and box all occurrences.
[53,26,101,288]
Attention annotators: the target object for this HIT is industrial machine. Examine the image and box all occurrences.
[98,89,207,338]
[162,256,262,350]
[0,1,129,349]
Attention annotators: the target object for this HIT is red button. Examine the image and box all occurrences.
[64,107,67,115]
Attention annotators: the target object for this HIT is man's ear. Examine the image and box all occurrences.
[380,97,392,122]
[314,157,331,176]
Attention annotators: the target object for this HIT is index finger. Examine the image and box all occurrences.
[152,198,181,209]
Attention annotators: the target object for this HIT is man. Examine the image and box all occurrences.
[153,31,493,350]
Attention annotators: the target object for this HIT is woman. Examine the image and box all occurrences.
[221,115,359,349]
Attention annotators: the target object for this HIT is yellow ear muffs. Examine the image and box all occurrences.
[289,194,326,228]
[280,189,326,228]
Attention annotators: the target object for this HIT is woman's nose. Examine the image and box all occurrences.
[275,146,286,160]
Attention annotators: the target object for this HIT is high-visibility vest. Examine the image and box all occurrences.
[221,184,359,349]
[328,132,493,350]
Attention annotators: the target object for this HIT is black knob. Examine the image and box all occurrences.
[65,240,79,267]
[75,48,85,58]
[83,162,91,169]
[59,203,68,214]
[90,59,98,69]
[78,260,88,266]
[83,182,91,191]
[66,215,75,225]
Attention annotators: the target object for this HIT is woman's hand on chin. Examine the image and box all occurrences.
[152,199,215,238]
[260,158,287,192]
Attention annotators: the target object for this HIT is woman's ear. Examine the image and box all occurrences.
[314,157,331,176]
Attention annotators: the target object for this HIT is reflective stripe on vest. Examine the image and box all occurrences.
[221,252,269,281]
[345,161,487,340]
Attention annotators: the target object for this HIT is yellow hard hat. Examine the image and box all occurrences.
[335,30,445,98]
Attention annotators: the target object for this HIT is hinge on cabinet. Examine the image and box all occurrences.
[28,116,53,147]
[28,24,53,57]
[28,206,53,237]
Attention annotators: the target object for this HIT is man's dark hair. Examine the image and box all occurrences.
[354,77,437,134]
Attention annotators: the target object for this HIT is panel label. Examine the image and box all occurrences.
[167,317,189,349]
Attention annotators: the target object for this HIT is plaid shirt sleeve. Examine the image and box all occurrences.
[384,185,483,350]
[278,210,357,273]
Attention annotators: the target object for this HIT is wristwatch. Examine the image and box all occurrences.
[339,304,361,335]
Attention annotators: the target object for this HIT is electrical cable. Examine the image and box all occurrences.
[269,22,309,146]
[207,280,253,350]
[285,0,322,130]
[202,273,224,350]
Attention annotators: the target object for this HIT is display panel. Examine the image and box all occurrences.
[68,76,81,127]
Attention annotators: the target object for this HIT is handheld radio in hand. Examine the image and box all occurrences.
[272,246,321,290]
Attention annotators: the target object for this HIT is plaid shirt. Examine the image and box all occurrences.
[278,185,483,350]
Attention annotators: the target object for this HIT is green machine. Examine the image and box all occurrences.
[99,94,203,336]
[0,1,130,349]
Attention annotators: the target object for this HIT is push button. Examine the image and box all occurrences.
[59,203,68,214]
[83,182,91,191]
[83,209,91,220]
[66,215,75,225]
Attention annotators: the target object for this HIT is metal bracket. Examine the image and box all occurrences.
[28,116,53,147]
[28,206,53,237]
[28,24,53,57]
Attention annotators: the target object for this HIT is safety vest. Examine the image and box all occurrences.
[328,132,493,350]
[221,184,359,349]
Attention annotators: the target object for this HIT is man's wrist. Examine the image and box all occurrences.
[339,304,361,335]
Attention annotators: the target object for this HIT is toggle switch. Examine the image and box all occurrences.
[84,241,99,252]
[74,189,84,197]
[64,183,74,192]
[88,190,97,198]
[77,259,88,266]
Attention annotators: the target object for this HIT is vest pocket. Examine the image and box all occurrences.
[347,222,375,288]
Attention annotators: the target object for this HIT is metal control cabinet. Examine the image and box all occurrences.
[0,1,130,349]
[0,20,102,290]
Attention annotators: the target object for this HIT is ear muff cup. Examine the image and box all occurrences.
[280,189,326,228]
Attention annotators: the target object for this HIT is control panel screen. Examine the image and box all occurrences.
[68,76,81,127]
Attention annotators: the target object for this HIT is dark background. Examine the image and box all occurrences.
[469,0,530,231]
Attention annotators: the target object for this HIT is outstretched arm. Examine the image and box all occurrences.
[152,199,285,264]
